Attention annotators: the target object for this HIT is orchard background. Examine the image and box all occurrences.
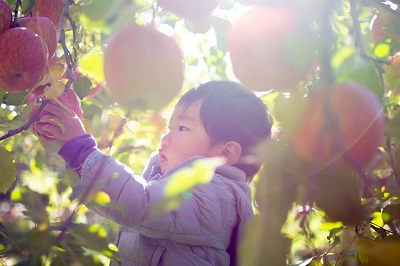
[1,0,400,265]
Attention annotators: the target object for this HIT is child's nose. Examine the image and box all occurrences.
[161,131,170,147]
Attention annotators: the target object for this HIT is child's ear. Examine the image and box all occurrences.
[222,141,242,165]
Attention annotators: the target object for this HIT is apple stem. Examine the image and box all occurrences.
[0,99,50,142]
[11,0,22,27]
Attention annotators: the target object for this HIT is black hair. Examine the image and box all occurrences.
[177,80,271,182]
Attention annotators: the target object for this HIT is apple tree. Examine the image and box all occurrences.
[0,0,400,265]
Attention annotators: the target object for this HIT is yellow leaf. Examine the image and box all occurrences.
[151,157,225,216]
[356,236,400,266]
[38,65,65,87]
[164,157,225,197]
[0,147,16,194]
[95,191,111,206]
[79,50,105,83]
[44,80,65,99]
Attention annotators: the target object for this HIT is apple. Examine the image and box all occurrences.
[29,86,83,141]
[17,16,58,59]
[87,83,102,98]
[228,6,315,92]
[157,0,219,20]
[104,25,184,110]
[292,83,385,166]
[0,0,12,35]
[0,27,48,93]
[370,13,400,44]
[31,0,65,30]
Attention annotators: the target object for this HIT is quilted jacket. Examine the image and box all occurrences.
[78,151,254,266]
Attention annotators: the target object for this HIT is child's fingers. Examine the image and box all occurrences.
[41,124,65,139]
[34,124,55,139]
[43,102,73,120]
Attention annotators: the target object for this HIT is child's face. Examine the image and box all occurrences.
[158,100,223,174]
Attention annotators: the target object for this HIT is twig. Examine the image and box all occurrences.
[53,0,101,244]
[350,0,391,66]
[58,0,76,92]
[55,163,107,243]
[0,100,50,141]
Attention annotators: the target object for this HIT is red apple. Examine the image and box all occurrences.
[31,0,65,30]
[0,27,48,92]
[87,83,102,98]
[17,16,57,59]
[228,6,315,92]
[370,13,400,44]
[157,0,219,20]
[29,86,83,141]
[0,0,12,35]
[292,83,385,166]
[104,25,184,110]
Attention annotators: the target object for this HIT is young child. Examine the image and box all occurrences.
[35,80,271,265]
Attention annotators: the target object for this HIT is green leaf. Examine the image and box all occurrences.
[20,0,36,13]
[6,0,16,6]
[10,186,49,224]
[78,50,105,83]
[151,157,225,215]
[164,157,224,197]
[2,91,29,106]
[25,227,56,255]
[0,90,5,101]
[386,110,400,139]
[0,146,16,194]
[373,37,399,59]
[74,76,93,99]
[382,204,400,224]
[68,223,117,256]
[332,47,382,99]
[270,91,308,134]
[326,226,345,241]
[80,0,124,22]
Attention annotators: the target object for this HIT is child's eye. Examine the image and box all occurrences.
[178,126,188,131]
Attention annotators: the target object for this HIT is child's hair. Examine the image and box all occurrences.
[177,80,272,182]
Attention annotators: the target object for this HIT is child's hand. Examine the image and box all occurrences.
[34,101,87,143]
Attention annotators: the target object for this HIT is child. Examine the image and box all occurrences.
[36,80,271,265]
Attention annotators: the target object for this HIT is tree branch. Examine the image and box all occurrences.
[58,0,76,92]
[0,100,49,142]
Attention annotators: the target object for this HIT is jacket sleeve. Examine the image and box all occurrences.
[79,151,242,249]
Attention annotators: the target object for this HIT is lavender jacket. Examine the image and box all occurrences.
[59,135,254,266]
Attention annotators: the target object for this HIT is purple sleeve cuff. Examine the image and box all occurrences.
[58,134,98,171]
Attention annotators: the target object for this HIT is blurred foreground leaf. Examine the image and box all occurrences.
[0,146,16,194]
